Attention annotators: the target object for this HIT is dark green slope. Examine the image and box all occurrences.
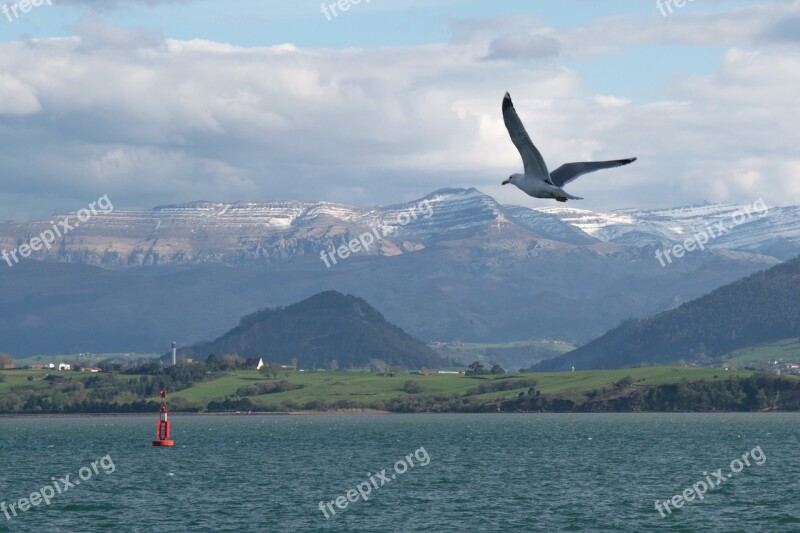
[536,256,800,371]
[178,291,447,370]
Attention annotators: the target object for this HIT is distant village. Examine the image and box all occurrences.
[27,362,102,372]
[770,361,800,375]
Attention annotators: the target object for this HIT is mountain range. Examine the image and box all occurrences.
[1,188,796,355]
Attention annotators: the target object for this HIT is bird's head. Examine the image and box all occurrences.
[502,174,521,186]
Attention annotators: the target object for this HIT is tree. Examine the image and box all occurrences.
[269,363,281,380]
[490,364,506,375]
[260,362,281,380]
[404,380,423,394]
[222,354,243,370]
[0,353,14,369]
[466,361,486,376]
[205,353,220,371]
[613,376,635,390]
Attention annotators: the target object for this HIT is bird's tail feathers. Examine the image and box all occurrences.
[557,192,583,201]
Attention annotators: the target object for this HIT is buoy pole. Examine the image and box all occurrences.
[152,390,175,447]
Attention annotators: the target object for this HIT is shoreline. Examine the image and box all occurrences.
[0,409,393,419]
[1,409,795,419]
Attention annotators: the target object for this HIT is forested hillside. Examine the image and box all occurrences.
[178,291,447,370]
[537,257,800,370]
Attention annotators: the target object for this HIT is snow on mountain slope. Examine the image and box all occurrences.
[537,201,800,258]
[1,190,798,268]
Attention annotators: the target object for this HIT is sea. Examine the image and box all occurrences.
[0,413,798,532]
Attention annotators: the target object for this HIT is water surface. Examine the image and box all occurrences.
[1,413,798,532]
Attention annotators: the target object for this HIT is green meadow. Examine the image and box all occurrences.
[165,366,752,409]
[0,365,769,413]
[718,338,800,366]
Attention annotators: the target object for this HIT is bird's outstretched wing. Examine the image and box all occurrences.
[502,92,550,181]
[549,158,637,187]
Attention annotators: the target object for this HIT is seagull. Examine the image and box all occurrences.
[501,92,636,202]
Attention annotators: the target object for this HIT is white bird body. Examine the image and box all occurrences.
[505,172,583,201]
[501,92,636,202]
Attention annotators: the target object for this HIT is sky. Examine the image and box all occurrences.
[0,0,798,220]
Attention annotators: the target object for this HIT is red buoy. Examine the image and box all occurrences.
[152,390,175,447]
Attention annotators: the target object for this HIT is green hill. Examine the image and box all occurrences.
[536,256,800,371]
[178,291,448,370]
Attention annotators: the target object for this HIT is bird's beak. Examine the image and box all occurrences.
[501,178,511,185]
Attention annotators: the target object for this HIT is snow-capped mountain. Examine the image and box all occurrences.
[0,188,796,356]
[2,189,796,268]
[536,201,800,258]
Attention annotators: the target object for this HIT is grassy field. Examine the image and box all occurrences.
[0,365,761,412]
[12,353,162,368]
[718,338,800,366]
[0,368,140,395]
[166,366,753,408]
[0,369,57,394]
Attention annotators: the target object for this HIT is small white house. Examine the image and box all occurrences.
[58,363,71,371]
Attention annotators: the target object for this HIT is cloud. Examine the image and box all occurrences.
[57,0,193,10]
[0,73,42,116]
[0,3,799,220]
[485,32,561,61]
[761,13,800,43]
[593,95,631,108]
[71,14,166,52]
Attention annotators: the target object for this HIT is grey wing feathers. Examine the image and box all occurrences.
[549,158,637,187]
[502,93,550,179]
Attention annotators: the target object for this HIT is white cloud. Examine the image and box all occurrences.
[0,73,42,115]
[0,3,799,220]
[593,95,631,108]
